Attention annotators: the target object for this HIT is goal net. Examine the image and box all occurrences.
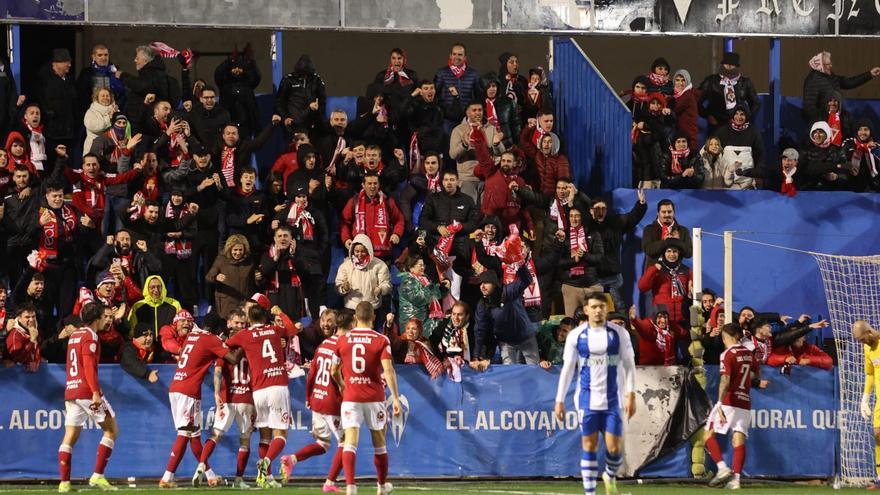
[813,253,880,486]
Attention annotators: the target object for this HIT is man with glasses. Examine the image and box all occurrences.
[190,85,231,150]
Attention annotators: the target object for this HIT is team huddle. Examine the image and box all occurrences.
[57,300,400,495]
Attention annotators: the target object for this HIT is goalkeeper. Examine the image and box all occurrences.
[855,320,880,489]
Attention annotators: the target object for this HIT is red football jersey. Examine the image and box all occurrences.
[334,328,392,403]
[217,357,254,404]
[226,324,296,392]
[306,335,342,415]
[720,344,753,410]
[169,330,230,399]
[65,328,102,401]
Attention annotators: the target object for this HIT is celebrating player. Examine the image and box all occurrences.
[58,302,120,493]
[554,293,636,495]
[192,309,254,489]
[331,302,402,495]
[226,304,300,489]
[704,322,753,490]
[281,309,351,492]
[160,320,241,488]
[855,320,880,489]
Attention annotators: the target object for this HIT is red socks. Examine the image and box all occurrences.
[236,448,250,477]
[295,442,328,462]
[342,446,357,486]
[200,439,217,464]
[166,435,189,473]
[93,437,114,475]
[58,445,72,482]
[733,445,746,474]
[265,436,287,461]
[327,447,344,482]
[374,447,388,485]
[704,435,723,463]
[189,435,204,461]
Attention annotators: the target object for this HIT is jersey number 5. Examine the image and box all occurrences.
[178,344,194,368]
[352,344,366,374]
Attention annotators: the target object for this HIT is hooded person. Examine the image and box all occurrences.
[715,104,763,190]
[660,133,704,189]
[844,119,880,192]
[334,233,392,311]
[5,131,38,176]
[801,120,850,191]
[646,57,674,97]
[127,274,182,340]
[275,54,327,130]
[214,44,261,139]
[638,238,692,327]
[479,72,520,148]
[672,69,700,150]
[497,52,528,109]
[373,47,419,112]
[823,91,852,148]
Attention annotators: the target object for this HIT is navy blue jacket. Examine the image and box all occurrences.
[475,263,535,358]
[434,66,480,120]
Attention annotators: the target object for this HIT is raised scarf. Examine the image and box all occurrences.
[809,53,832,75]
[404,339,443,379]
[434,220,462,260]
[568,225,588,276]
[852,140,878,177]
[408,132,421,173]
[485,97,499,131]
[413,273,444,319]
[448,59,467,79]
[827,111,843,146]
[549,197,569,230]
[354,190,390,255]
[221,146,236,187]
[669,146,691,175]
[720,74,741,110]
[266,245,301,293]
[531,127,546,147]
[327,135,346,176]
[653,321,676,365]
[502,258,541,308]
[163,202,192,259]
[39,205,77,261]
[286,201,315,241]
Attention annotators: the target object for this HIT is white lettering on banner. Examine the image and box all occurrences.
[716,0,740,23]
[447,410,578,432]
[757,0,781,16]
[792,0,815,16]
[828,0,861,21]
[749,409,841,430]
[7,409,97,430]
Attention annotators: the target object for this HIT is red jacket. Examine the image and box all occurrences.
[271,145,299,192]
[519,125,571,196]
[638,264,691,324]
[64,167,141,224]
[767,342,833,370]
[474,131,534,235]
[631,317,686,366]
[340,192,404,259]
[673,89,700,150]
[159,324,186,362]
[6,324,40,371]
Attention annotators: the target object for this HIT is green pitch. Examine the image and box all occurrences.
[0,480,865,494]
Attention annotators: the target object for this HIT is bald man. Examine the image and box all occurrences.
[854,320,880,489]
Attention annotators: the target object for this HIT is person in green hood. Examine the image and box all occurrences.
[127,275,181,338]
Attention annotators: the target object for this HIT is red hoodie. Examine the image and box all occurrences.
[4,132,38,177]
[767,342,833,370]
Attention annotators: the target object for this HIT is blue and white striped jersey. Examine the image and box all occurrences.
[555,321,636,412]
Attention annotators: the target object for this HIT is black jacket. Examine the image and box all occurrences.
[803,69,872,125]
[214,57,261,137]
[697,73,760,125]
[800,143,848,190]
[35,65,78,142]
[120,341,154,380]
[587,199,647,277]
[274,203,328,276]
[185,163,225,230]
[0,59,20,137]
[275,55,326,129]
[224,189,269,249]
[660,149,705,189]
[121,57,171,128]
[87,244,162,288]
[189,104,231,150]
[401,94,447,155]
[420,188,481,249]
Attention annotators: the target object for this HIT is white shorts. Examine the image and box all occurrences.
[64,397,115,427]
[341,401,387,431]
[213,402,256,435]
[169,392,202,431]
[253,386,291,430]
[705,404,750,438]
[312,412,343,442]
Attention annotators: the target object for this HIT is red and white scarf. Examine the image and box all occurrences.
[327,135,346,176]
[39,205,77,261]
[286,201,314,241]
[404,340,444,379]
[485,98,499,131]
[413,274,444,319]
[408,132,422,173]
[383,55,413,86]
[426,172,441,193]
[221,146,236,187]
[673,83,692,99]
[352,249,371,271]
[781,167,798,197]
[568,225,588,276]
[163,202,192,259]
[659,219,676,239]
[502,258,541,308]
[730,119,749,132]
[653,320,676,366]
[720,74,741,110]
[531,127,547,147]
[549,198,569,230]
[648,72,669,88]
[852,140,878,177]
[434,220,462,257]
[75,171,106,212]
[448,59,467,79]
[25,121,46,169]
[827,111,843,146]
[669,146,690,175]
[504,73,519,103]
[354,191,390,255]
[266,245,301,293]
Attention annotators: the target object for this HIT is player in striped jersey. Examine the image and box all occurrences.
[555,293,636,495]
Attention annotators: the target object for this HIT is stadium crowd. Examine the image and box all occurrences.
[0,40,842,382]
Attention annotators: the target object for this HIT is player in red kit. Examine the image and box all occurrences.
[192,309,255,489]
[226,304,300,489]
[331,302,402,495]
[58,302,119,493]
[281,309,350,492]
[705,322,753,490]
[160,321,241,488]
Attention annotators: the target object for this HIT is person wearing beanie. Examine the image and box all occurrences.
[120,322,159,382]
[802,50,880,127]
[646,57,674,97]
[697,51,760,137]
[671,69,699,150]
[214,43,261,139]
[35,47,78,149]
[660,133,704,189]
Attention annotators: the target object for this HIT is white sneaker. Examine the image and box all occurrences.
[726,478,741,490]
[191,462,206,487]
[708,466,733,488]
[377,482,394,495]
[346,485,358,495]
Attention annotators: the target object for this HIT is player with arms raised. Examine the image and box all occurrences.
[855,320,880,489]
[58,302,119,493]
[331,302,401,495]
[555,293,636,495]
[281,309,351,492]
[225,304,300,488]
[704,322,753,490]
[161,318,241,488]
[192,309,255,489]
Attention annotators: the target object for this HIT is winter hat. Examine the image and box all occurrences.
[52,48,71,63]
[721,52,741,67]
[290,183,308,198]
[477,270,500,287]
[780,148,799,161]
[190,143,209,156]
[173,309,194,323]
[648,92,668,108]
[674,69,692,87]
[661,237,686,254]
[112,112,128,125]
[96,272,117,288]
[251,293,271,310]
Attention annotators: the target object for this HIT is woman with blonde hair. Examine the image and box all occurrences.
[206,234,256,319]
[700,136,725,189]
[83,87,117,155]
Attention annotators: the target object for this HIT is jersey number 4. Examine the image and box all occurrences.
[262,339,278,364]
